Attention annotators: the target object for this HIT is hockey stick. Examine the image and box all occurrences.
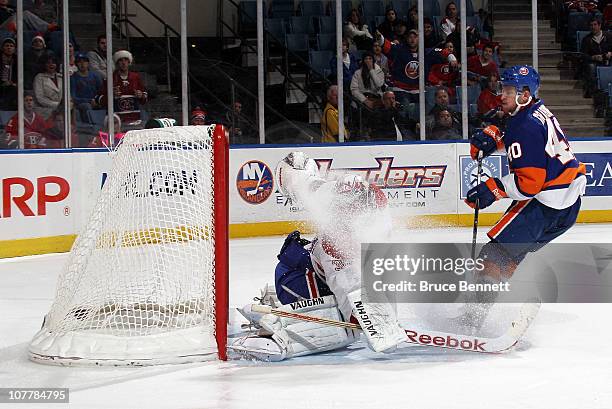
[471,151,484,261]
[252,300,540,353]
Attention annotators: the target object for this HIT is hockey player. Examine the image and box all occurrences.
[231,152,407,361]
[465,65,586,292]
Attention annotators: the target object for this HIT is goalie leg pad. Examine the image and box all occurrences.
[347,289,408,353]
[230,295,356,361]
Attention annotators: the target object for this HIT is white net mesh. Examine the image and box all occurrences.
[29,126,223,366]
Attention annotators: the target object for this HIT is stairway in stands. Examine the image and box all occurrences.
[68,0,181,123]
[492,0,606,137]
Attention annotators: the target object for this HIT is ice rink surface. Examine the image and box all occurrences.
[1,224,612,409]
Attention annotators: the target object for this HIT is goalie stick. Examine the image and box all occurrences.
[251,300,540,353]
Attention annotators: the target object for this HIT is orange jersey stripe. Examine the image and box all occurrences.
[488,200,531,239]
[513,167,546,196]
[542,163,586,190]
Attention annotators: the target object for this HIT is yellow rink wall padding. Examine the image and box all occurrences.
[2,210,611,258]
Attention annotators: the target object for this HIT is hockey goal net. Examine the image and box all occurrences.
[29,125,229,366]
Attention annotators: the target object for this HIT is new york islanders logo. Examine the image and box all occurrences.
[236,160,274,204]
[405,61,419,80]
[519,66,529,75]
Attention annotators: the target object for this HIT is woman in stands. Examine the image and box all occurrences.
[350,52,385,110]
[377,8,399,39]
[441,2,460,40]
[33,55,62,119]
[344,9,373,51]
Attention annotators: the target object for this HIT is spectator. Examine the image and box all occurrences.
[427,41,460,99]
[31,0,57,23]
[344,9,373,51]
[225,101,253,143]
[70,52,103,119]
[368,91,416,140]
[24,34,51,90]
[467,43,499,84]
[447,25,479,62]
[372,42,389,77]
[580,17,612,98]
[426,86,461,133]
[378,29,456,106]
[423,18,441,49]
[0,37,17,110]
[5,92,47,149]
[478,9,494,39]
[350,52,385,109]
[378,8,399,39]
[97,50,148,127]
[43,105,78,148]
[87,34,113,80]
[33,54,62,118]
[392,20,408,43]
[0,0,57,33]
[91,113,124,148]
[406,6,418,31]
[329,38,359,89]
[321,85,347,143]
[430,109,461,140]
[441,2,459,39]
[191,107,209,125]
[477,73,505,127]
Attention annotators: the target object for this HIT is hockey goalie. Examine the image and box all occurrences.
[230,152,408,361]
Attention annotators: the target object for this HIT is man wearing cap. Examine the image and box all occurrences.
[0,37,17,110]
[71,52,103,119]
[24,34,51,89]
[191,108,208,125]
[96,49,147,126]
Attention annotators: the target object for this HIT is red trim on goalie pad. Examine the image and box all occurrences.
[306,269,319,298]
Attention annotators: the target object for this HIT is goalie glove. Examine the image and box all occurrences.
[470,125,504,160]
[275,151,323,199]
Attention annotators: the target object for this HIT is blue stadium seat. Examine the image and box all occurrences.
[361,0,384,18]
[394,1,412,20]
[456,85,481,105]
[289,16,313,33]
[372,15,386,30]
[0,111,16,126]
[328,0,353,16]
[566,12,591,47]
[425,86,438,110]
[317,16,336,33]
[87,109,107,127]
[423,0,440,19]
[265,18,287,44]
[286,33,309,53]
[269,0,295,18]
[456,0,475,16]
[596,66,612,91]
[299,0,323,16]
[576,30,590,52]
[316,33,336,50]
[309,49,333,78]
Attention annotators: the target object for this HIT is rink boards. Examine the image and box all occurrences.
[1,139,612,257]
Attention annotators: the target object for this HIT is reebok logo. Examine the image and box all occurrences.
[405,330,486,352]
